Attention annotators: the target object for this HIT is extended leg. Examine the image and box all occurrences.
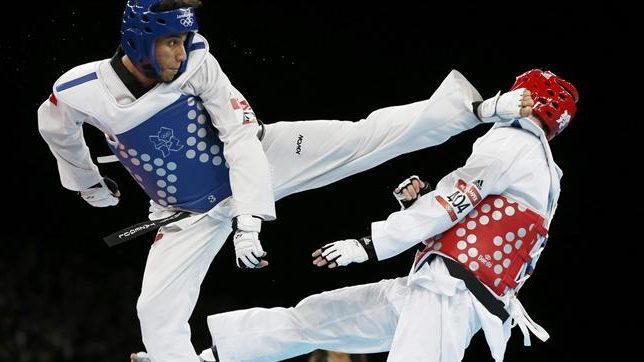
[208,278,409,362]
[263,70,483,200]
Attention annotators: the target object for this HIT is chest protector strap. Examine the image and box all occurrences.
[415,194,547,297]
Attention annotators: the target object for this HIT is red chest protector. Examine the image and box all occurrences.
[414,194,548,296]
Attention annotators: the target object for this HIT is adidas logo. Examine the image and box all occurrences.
[473,179,484,190]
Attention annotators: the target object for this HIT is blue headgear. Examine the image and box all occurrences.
[120,0,199,78]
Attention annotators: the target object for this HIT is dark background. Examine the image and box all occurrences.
[2,1,634,361]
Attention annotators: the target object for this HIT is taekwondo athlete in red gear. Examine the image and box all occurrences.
[204,69,578,362]
[38,1,535,360]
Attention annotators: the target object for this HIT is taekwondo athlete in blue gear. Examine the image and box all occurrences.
[38,1,533,360]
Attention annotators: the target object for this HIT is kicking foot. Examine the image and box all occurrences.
[476,88,533,123]
[130,352,150,362]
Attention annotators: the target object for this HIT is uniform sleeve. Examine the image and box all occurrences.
[187,55,275,220]
[371,151,511,260]
[37,95,103,191]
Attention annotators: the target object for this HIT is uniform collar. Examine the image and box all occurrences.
[492,117,547,139]
[110,50,154,99]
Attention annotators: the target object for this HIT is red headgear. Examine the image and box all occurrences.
[510,69,579,140]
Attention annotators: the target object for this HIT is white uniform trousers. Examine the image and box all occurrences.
[208,258,509,362]
[136,70,485,361]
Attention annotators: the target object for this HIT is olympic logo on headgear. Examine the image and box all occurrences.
[177,8,194,27]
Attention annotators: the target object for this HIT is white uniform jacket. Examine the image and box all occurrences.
[371,119,561,262]
[371,118,562,359]
[37,34,275,220]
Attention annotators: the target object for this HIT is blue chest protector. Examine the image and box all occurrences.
[109,95,231,213]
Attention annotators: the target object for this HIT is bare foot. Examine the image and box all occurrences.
[519,89,534,117]
[478,87,534,122]
[130,352,150,362]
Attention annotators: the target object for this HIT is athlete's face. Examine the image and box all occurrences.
[154,33,189,82]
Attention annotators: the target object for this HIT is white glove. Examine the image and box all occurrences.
[393,175,431,210]
[318,239,368,267]
[79,177,120,207]
[233,215,268,269]
[477,88,529,123]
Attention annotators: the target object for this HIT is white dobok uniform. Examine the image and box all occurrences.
[38,33,486,361]
[208,119,560,361]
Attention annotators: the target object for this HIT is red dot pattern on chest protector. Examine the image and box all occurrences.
[417,195,547,296]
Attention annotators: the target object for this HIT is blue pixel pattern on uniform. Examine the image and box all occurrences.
[109,95,231,213]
